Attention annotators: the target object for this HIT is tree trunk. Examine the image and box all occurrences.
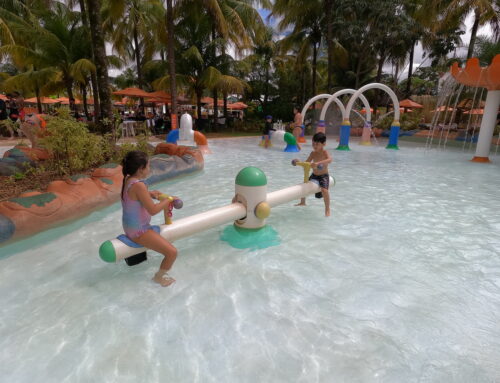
[355,56,362,89]
[223,91,228,122]
[301,68,306,106]
[86,0,113,121]
[263,62,270,115]
[312,42,318,110]
[35,86,42,114]
[373,53,386,118]
[133,24,145,112]
[82,83,89,119]
[79,0,100,122]
[213,88,218,131]
[405,42,415,98]
[211,25,218,130]
[467,10,481,59]
[196,88,202,130]
[166,0,177,128]
[324,0,333,93]
[393,62,399,91]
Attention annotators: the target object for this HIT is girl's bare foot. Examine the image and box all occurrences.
[153,270,175,287]
[325,209,330,217]
[295,202,306,206]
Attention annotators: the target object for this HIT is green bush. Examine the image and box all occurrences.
[40,114,105,175]
[374,111,423,131]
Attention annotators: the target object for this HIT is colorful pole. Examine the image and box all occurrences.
[386,120,400,150]
[337,119,351,151]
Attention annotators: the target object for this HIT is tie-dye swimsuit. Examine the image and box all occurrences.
[122,178,152,239]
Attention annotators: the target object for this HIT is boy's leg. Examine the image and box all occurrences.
[295,197,306,206]
[322,188,330,216]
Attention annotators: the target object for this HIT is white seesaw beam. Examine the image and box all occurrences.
[267,182,321,207]
[107,203,247,262]
[100,181,323,263]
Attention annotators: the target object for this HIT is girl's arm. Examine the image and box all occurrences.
[133,182,171,215]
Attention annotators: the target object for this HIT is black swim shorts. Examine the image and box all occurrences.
[309,173,329,198]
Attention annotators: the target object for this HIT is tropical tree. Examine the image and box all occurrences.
[442,0,500,59]
[473,34,500,64]
[86,0,113,121]
[273,0,323,99]
[0,3,96,109]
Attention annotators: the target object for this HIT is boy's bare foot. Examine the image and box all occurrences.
[153,270,175,287]
[325,209,330,217]
[295,202,306,206]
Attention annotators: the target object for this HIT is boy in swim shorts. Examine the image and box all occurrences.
[295,132,332,216]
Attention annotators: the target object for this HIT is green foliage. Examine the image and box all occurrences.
[375,111,423,131]
[40,114,105,175]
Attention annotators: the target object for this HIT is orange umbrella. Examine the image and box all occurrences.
[463,108,484,115]
[359,108,374,114]
[25,97,59,104]
[433,106,454,112]
[147,90,171,100]
[112,87,151,98]
[228,102,248,110]
[208,100,225,107]
[399,99,423,108]
[145,97,167,104]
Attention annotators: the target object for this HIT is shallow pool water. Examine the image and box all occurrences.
[1,137,500,382]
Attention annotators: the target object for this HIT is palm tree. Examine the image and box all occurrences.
[443,0,500,59]
[273,0,323,98]
[86,0,113,120]
[0,3,96,108]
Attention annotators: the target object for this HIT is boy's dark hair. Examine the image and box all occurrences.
[313,132,326,144]
[121,150,149,199]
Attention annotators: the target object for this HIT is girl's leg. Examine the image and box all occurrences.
[322,188,330,216]
[133,230,178,286]
[295,197,306,206]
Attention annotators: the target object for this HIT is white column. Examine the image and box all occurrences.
[473,90,500,162]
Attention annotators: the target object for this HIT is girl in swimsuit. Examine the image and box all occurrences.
[121,151,178,286]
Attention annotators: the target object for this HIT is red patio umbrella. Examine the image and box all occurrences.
[25,97,59,104]
[399,99,423,108]
[463,108,484,115]
[228,102,248,110]
[112,87,151,98]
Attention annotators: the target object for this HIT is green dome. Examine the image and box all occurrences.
[284,132,297,145]
[235,167,267,186]
[99,240,116,263]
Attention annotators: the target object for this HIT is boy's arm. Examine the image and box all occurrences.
[305,153,313,162]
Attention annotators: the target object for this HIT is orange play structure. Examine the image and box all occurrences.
[450,55,500,162]
[451,55,500,91]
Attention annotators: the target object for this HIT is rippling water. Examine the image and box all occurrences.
[1,137,500,382]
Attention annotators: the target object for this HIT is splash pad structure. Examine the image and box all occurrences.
[450,55,500,163]
[299,83,401,150]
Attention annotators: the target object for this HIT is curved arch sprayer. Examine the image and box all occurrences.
[319,89,374,147]
[344,83,400,150]
[299,94,343,142]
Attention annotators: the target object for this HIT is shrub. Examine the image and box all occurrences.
[40,114,105,175]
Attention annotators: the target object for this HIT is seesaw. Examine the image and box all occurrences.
[99,162,333,262]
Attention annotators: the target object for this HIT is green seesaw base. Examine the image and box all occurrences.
[220,224,280,250]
